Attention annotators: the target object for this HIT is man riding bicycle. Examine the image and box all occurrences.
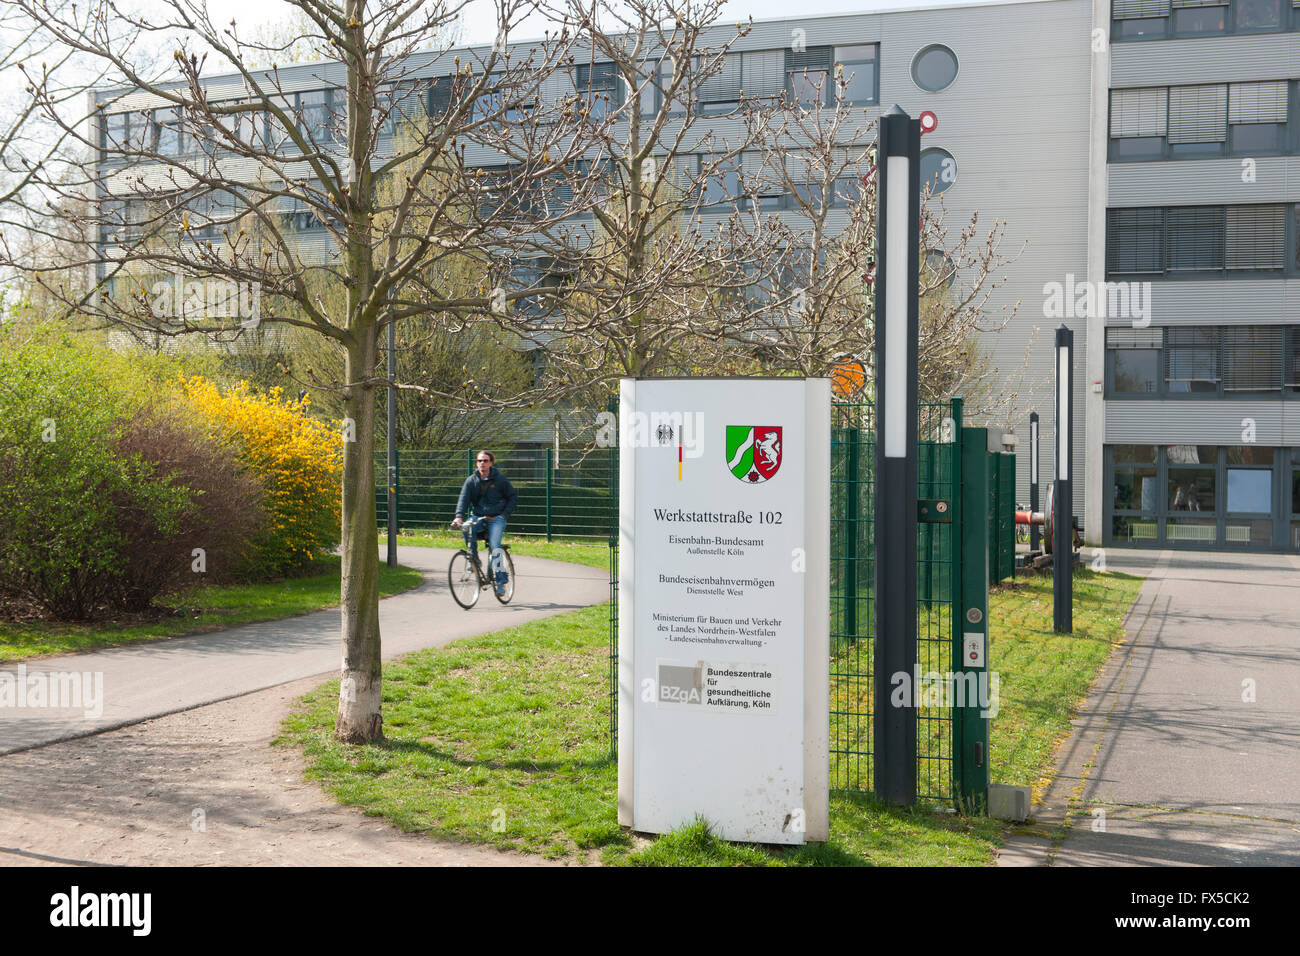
[452,450,518,596]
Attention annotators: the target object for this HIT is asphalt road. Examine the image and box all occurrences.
[1000,548,1300,866]
[0,545,608,755]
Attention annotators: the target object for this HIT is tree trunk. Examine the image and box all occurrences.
[334,330,383,743]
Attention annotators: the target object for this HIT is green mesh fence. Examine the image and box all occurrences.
[828,399,959,800]
[374,446,615,537]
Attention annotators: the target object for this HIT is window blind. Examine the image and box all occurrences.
[742,50,785,98]
[1286,329,1300,386]
[1113,0,1171,15]
[1168,85,1227,143]
[1166,206,1225,271]
[1107,208,1165,274]
[1111,88,1168,137]
[1166,327,1220,386]
[1228,81,1288,124]
[1223,327,1283,391]
[1226,205,1286,271]
[699,53,742,103]
[786,47,832,72]
[1106,327,1163,349]
[1171,0,1226,7]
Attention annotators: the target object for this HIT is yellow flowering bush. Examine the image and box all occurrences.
[180,377,342,577]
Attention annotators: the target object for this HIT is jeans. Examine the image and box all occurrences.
[467,515,508,584]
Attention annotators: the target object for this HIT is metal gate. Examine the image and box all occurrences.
[830,398,961,801]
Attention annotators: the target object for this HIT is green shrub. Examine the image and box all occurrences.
[0,330,266,619]
[0,331,143,618]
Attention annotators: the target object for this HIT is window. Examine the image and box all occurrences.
[148,107,184,155]
[923,250,956,289]
[1108,204,1292,277]
[1226,449,1273,545]
[1168,84,1226,157]
[1107,208,1164,274]
[1229,81,1287,152]
[1166,327,1221,392]
[1112,0,1172,39]
[510,258,574,316]
[1223,326,1284,391]
[911,45,957,93]
[1287,327,1300,391]
[698,53,741,115]
[1110,444,1159,544]
[1107,327,1162,394]
[1172,0,1228,35]
[655,57,690,116]
[428,77,453,120]
[1111,81,1289,160]
[919,147,957,196]
[742,50,786,105]
[300,90,337,142]
[1110,87,1168,160]
[1236,0,1282,28]
[1166,206,1224,272]
[101,110,146,155]
[577,62,621,119]
[700,155,741,210]
[382,82,429,134]
[835,45,878,105]
[786,47,831,109]
[741,152,784,209]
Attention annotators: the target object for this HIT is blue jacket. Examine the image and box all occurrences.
[455,467,518,520]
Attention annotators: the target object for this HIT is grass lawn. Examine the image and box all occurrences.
[381,530,610,571]
[0,555,422,662]
[280,564,1144,866]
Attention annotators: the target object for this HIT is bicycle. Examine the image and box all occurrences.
[448,515,515,609]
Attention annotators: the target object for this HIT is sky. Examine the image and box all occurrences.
[199,0,984,48]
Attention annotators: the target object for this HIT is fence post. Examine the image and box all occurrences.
[844,424,859,640]
[546,446,554,542]
[948,398,964,804]
[1006,453,1016,581]
[956,426,990,813]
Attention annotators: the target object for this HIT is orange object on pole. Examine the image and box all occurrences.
[831,358,867,396]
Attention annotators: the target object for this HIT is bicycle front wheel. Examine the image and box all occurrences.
[448,551,480,609]
[494,549,516,604]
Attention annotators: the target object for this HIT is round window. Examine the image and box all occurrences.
[912,44,959,93]
[923,250,956,289]
[919,147,957,195]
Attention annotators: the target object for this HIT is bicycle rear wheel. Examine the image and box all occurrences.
[494,549,516,604]
[448,551,480,609]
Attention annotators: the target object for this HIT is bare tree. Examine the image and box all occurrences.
[6,0,608,743]
[717,64,1022,414]
[528,0,787,399]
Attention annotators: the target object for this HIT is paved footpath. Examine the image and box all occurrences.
[0,546,607,867]
[1000,548,1300,867]
[0,545,607,755]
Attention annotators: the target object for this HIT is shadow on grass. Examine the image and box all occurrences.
[374,735,616,776]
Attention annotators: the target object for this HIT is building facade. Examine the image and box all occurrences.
[1096,0,1300,552]
[93,0,1300,552]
